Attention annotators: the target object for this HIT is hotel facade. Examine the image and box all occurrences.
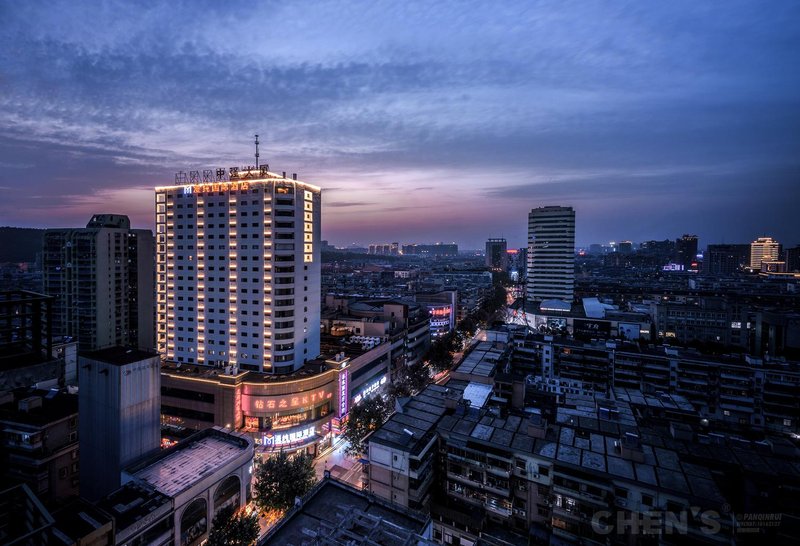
[155,168,321,374]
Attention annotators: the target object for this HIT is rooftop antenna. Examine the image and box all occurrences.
[254,134,260,168]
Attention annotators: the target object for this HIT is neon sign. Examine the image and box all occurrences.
[258,425,316,447]
[247,389,332,412]
[353,376,388,405]
[338,369,349,418]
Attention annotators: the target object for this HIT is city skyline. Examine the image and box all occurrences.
[1,1,798,249]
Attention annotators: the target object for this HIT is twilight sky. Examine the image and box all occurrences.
[0,1,798,249]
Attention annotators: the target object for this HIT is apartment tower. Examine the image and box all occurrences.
[43,215,154,351]
[155,168,321,374]
[527,206,575,303]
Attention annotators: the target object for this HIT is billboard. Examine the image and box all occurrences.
[619,322,641,340]
[573,319,612,340]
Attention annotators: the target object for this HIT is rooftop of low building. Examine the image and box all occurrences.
[123,427,253,499]
[261,478,432,546]
[93,481,170,535]
[0,387,77,427]
[367,382,469,456]
[81,346,159,366]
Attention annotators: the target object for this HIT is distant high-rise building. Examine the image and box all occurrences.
[400,243,458,257]
[639,239,675,262]
[618,240,633,254]
[79,347,160,501]
[705,244,750,275]
[750,237,781,269]
[527,206,575,303]
[787,246,800,273]
[43,215,154,352]
[368,242,399,255]
[155,170,321,374]
[485,238,508,271]
[516,247,527,279]
[675,234,699,269]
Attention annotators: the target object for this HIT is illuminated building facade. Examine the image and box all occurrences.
[155,169,321,374]
[527,206,575,303]
[160,339,392,456]
[43,215,154,351]
[415,291,457,338]
[675,234,699,270]
[750,237,781,270]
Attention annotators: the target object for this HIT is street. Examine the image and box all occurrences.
[313,438,365,489]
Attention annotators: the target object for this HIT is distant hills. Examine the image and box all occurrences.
[0,227,45,263]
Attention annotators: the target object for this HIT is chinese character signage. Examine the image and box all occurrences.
[256,425,316,447]
[338,369,349,418]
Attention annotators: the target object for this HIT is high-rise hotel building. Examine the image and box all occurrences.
[155,169,321,374]
[750,236,781,270]
[527,206,575,304]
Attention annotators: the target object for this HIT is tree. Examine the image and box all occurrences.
[207,505,259,546]
[457,315,477,338]
[426,339,452,373]
[253,450,317,512]
[342,395,391,457]
[395,360,432,395]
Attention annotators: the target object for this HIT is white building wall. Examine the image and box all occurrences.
[156,173,322,374]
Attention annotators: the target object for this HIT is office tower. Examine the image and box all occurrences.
[485,238,508,271]
[705,244,750,275]
[675,234,699,269]
[527,206,575,303]
[155,169,321,374]
[43,215,155,352]
[618,240,633,253]
[78,347,160,501]
[750,237,781,269]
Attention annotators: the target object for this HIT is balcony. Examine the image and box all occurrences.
[409,471,434,500]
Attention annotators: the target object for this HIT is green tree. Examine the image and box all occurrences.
[253,451,317,512]
[457,315,477,338]
[388,361,433,399]
[206,505,259,546]
[342,396,391,457]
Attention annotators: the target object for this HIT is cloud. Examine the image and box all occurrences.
[0,0,797,247]
[325,201,376,207]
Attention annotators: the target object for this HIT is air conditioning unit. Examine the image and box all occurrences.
[614,498,627,508]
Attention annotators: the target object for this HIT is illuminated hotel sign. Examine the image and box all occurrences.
[183,181,250,195]
[338,369,349,418]
[257,425,316,447]
[353,376,388,405]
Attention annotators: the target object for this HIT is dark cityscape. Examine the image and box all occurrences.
[1,2,799,545]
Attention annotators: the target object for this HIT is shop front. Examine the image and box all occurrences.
[242,381,337,457]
